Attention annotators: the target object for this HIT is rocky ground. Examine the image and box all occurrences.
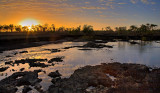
[0,62,160,93]
[47,62,160,93]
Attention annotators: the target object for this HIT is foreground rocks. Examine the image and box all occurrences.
[1,62,160,93]
[47,62,160,93]
[0,70,42,93]
[48,57,64,63]
[0,67,9,72]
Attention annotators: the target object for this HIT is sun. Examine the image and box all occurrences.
[19,18,40,26]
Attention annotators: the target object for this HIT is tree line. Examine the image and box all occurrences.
[0,23,159,33]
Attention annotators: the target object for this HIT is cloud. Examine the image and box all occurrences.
[130,0,137,4]
[82,6,107,10]
[130,0,156,5]
[85,2,90,4]
[118,3,126,5]
[141,0,149,4]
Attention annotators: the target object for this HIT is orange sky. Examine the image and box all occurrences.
[0,0,160,30]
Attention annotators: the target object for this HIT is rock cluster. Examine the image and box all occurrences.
[47,62,160,93]
[0,70,42,93]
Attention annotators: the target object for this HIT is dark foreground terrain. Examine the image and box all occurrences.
[0,62,160,93]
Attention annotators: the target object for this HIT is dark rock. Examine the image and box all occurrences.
[34,83,43,92]
[14,59,48,68]
[130,41,139,44]
[63,46,73,49]
[19,51,28,54]
[5,61,13,65]
[0,67,9,72]
[48,70,61,78]
[48,57,64,63]
[13,52,18,55]
[0,86,18,93]
[0,71,42,93]
[12,69,15,71]
[15,59,47,64]
[45,49,61,53]
[29,62,49,68]
[20,68,25,71]
[22,86,32,93]
[78,48,92,51]
[47,62,160,93]
[6,55,13,57]
[83,42,113,48]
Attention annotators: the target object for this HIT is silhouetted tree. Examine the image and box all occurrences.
[105,26,113,31]
[22,26,28,32]
[83,25,93,34]
[3,25,9,32]
[150,24,158,31]
[9,24,14,32]
[139,24,148,32]
[51,24,55,31]
[129,25,138,31]
[38,25,43,31]
[0,25,3,32]
[115,27,127,31]
[75,26,81,32]
[58,27,65,32]
[15,26,21,32]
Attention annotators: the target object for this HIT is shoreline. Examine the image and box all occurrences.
[1,32,160,52]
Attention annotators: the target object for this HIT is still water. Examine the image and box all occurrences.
[0,40,160,92]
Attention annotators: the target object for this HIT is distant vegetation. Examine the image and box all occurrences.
[0,23,159,36]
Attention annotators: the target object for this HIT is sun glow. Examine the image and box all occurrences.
[19,18,40,26]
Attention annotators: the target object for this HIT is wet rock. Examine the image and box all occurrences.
[19,51,28,54]
[20,68,25,71]
[83,42,113,48]
[12,69,15,71]
[156,41,160,43]
[0,71,42,93]
[5,61,13,65]
[0,67,9,72]
[78,48,92,51]
[48,57,64,63]
[62,46,73,49]
[6,55,13,57]
[34,83,43,92]
[48,70,62,78]
[47,62,160,93]
[45,49,61,53]
[14,59,48,68]
[15,59,47,64]
[29,62,49,68]
[13,52,18,55]
[130,41,139,44]
[0,86,18,93]
[22,86,32,93]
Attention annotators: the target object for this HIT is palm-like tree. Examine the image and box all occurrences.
[150,24,158,31]
[129,25,138,31]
